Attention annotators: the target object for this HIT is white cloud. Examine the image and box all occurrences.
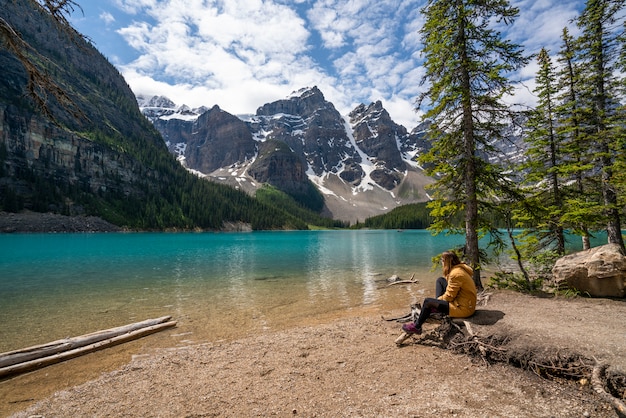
[306,0,424,126]
[99,11,116,25]
[508,0,583,53]
[383,95,424,130]
[111,0,427,128]
[113,0,158,15]
[104,0,587,130]
[117,0,314,96]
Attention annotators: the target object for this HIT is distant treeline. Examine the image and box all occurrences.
[354,203,434,229]
[256,185,348,229]
[355,202,516,231]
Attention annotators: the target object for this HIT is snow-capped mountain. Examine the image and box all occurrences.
[138,87,434,223]
[137,95,208,123]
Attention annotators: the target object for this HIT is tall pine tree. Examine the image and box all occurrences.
[418,0,528,289]
[576,0,626,251]
[612,20,626,218]
[518,48,566,255]
[555,27,599,250]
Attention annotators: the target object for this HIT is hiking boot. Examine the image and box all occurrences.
[401,322,422,335]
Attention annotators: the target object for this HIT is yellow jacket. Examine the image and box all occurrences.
[438,264,477,318]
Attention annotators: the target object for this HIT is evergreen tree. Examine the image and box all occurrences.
[555,27,599,249]
[576,0,626,251]
[417,0,528,289]
[518,48,566,255]
[613,20,626,215]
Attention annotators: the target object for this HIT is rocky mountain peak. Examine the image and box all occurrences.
[184,105,256,174]
[139,88,435,223]
[256,86,330,119]
[349,100,408,189]
[349,100,385,123]
[137,94,177,110]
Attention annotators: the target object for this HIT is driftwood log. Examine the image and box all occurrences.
[386,273,418,287]
[0,316,176,378]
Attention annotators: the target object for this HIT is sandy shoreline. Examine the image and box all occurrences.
[3,290,625,417]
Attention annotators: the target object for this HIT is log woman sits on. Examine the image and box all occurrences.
[402,251,477,335]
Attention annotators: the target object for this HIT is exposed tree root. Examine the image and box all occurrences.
[423,319,626,417]
[593,363,626,418]
[390,291,626,415]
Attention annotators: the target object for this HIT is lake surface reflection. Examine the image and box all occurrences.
[0,229,605,352]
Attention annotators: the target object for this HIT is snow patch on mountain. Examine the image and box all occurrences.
[343,120,376,195]
[137,94,206,122]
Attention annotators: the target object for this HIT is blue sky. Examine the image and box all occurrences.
[69,0,585,129]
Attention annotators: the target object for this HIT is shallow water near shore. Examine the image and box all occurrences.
[0,229,608,353]
[0,230,467,354]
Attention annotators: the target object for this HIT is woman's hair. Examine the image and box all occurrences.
[441,251,461,277]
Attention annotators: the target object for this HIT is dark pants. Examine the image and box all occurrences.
[435,276,447,298]
[415,277,449,329]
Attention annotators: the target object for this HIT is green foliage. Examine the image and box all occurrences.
[488,272,543,293]
[417,0,529,288]
[489,231,562,294]
[353,202,433,229]
[516,48,567,255]
[287,181,325,214]
[0,187,23,212]
[574,0,626,249]
[553,287,591,298]
[511,235,560,280]
[256,185,347,229]
[503,1,626,276]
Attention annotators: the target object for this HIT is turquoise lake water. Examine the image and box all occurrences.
[0,229,605,353]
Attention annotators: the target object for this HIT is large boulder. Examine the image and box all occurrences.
[551,244,626,298]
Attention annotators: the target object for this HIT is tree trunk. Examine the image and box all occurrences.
[457,1,483,290]
[591,14,625,253]
[582,232,591,250]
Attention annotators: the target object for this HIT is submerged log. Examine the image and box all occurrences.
[0,316,176,378]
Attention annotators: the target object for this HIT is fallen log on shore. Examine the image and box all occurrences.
[0,316,176,378]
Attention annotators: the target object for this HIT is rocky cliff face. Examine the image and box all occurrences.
[247,87,360,205]
[184,106,257,173]
[254,87,360,179]
[0,104,150,213]
[1,0,282,231]
[247,139,322,209]
[0,0,168,215]
[349,101,406,190]
[140,86,435,222]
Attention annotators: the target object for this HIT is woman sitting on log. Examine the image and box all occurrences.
[402,251,477,335]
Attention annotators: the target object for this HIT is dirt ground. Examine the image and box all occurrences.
[4,290,625,418]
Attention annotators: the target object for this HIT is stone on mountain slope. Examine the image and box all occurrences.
[184,106,257,174]
[247,140,324,211]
